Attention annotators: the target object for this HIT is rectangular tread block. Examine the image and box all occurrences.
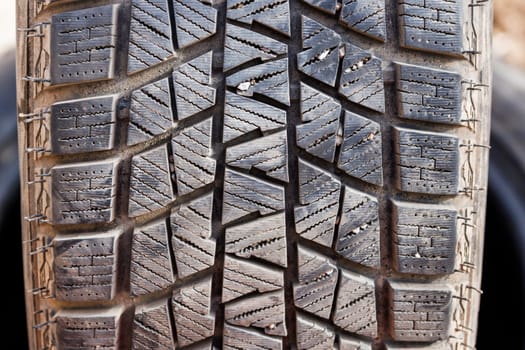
[394,127,459,195]
[399,0,463,56]
[50,160,118,225]
[56,314,118,350]
[387,281,452,342]
[393,201,458,275]
[54,235,115,302]
[396,64,462,124]
[50,96,116,154]
[50,5,119,85]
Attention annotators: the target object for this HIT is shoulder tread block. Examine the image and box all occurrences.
[387,281,453,342]
[226,130,289,182]
[128,0,174,73]
[173,0,217,49]
[226,58,290,106]
[225,213,288,267]
[224,290,287,336]
[50,5,118,85]
[130,221,174,296]
[56,315,117,350]
[173,51,216,120]
[129,144,174,217]
[393,201,458,275]
[54,236,115,302]
[132,303,175,349]
[172,117,216,195]
[336,186,380,268]
[224,23,288,72]
[396,64,462,124]
[50,96,116,154]
[50,160,118,225]
[399,0,463,56]
[294,246,338,319]
[333,269,378,337]
[395,127,460,194]
[224,91,287,143]
[128,78,173,146]
[297,84,341,163]
[170,194,216,278]
[172,277,215,347]
[222,254,284,303]
[222,168,285,224]
[295,159,341,247]
[227,0,291,36]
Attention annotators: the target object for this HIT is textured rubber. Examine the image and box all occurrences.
[16,0,492,349]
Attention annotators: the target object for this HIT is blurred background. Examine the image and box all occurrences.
[1,1,524,348]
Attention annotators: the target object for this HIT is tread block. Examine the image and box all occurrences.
[227,0,291,36]
[132,303,175,349]
[127,78,173,146]
[340,0,386,42]
[298,17,342,87]
[225,213,288,267]
[339,44,385,113]
[222,255,284,303]
[50,96,116,154]
[295,160,341,247]
[227,58,290,106]
[224,91,286,143]
[226,130,289,182]
[337,110,383,186]
[173,52,216,120]
[393,202,458,275]
[50,161,117,225]
[172,277,215,347]
[297,84,341,163]
[129,144,174,217]
[54,236,115,302]
[336,186,380,268]
[224,290,287,336]
[50,5,118,85]
[56,315,117,350]
[173,0,217,49]
[387,281,452,342]
[397,64,462,124]
[128,0,174,73]
[222,168,285,224]
[333,269,377,337]
[130,221,174,296]
[224,23,288,72]
[394,128,460,194]
[339,336,372,350]
[296,315,335,350]
[294,246,338,319]
[399,0,463,56]
[170,194,215,278]
[172,117,216,195]
[223,324,283,350]
[302,0,337,14]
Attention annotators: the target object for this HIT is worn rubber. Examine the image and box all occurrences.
[16,0,492,349]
